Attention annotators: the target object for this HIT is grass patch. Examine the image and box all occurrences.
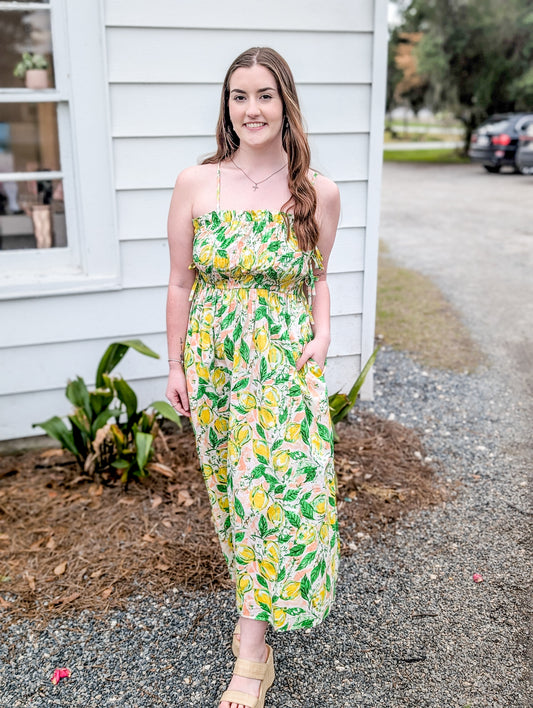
[376,246,484,372]
[383,149,469,163]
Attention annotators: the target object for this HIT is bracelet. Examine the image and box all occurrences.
[168,356,184,365]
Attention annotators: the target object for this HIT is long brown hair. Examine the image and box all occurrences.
[202,47,319,251]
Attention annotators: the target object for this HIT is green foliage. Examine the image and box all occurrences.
[390,0,533,149]
[328,347,380,442]
[33,340,182,486]
[13,52,48,78]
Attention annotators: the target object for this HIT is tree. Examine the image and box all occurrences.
[391,0,533,150]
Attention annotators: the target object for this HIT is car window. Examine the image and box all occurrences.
[478,118,511,134]
[516,116,533,133]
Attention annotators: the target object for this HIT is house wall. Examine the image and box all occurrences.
[0,0,387,440]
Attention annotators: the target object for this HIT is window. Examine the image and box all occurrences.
[0,0,119,298]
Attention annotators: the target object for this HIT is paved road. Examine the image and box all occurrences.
[379,162,533,403]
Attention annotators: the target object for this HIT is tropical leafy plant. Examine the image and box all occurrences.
[33,340,181,486]
[328,347,380,442]
[13,52,48,78]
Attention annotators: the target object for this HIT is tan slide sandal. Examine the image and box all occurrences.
[220,644,275,708]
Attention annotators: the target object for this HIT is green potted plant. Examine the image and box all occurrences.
[13,52,49,89]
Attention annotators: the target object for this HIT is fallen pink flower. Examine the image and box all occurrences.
[51,668,71,685]
[472,573,484,583]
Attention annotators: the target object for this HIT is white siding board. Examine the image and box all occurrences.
[116,182,367,241]
[328,228,365,273]
[114,134,368,190]
[109,84,371,138]
[105,0,375,32]
[325,355,362,395]
[107,29,373,84]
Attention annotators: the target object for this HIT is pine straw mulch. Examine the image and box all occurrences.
[0,413,449,627]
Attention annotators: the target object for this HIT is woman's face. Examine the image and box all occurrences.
[228,64,284,151]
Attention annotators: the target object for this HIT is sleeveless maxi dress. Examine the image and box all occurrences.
[184,167,340,631]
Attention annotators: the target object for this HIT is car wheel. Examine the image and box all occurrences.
[484,165,501,173]
[516,164,533,175]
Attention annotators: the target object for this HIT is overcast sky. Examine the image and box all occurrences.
[388,1,402,26]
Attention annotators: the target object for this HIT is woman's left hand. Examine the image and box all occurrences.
[295,335,330,372]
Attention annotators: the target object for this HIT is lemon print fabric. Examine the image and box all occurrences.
[185,208,340,632]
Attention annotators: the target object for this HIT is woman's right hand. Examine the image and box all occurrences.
[166,364,191,417]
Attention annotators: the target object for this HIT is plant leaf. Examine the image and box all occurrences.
[32,416,78,457]
[113,377,138,421]
[65,377,91,419]
[96,339,160,387]
[149,400,182,427]
[135,431,153,475]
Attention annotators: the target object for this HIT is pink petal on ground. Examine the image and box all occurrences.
[472,573,484,583]
[51,668,71,684]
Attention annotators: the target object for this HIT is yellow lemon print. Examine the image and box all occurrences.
[265,541,280,563]
[234,422,252,446]
[197,243,213,265]
[280,581,300,600]
[268,344,283,366]
[252,439,270,461]
[196,363,209,380]
[262,386,279,409]
[266,503,284,526]
[198,405,213,425]
[212,368,226,389]
[259,559,277,582]
[214,252,229,270]
[319,522,330,545]
[214,465,227,484]
[183,347,194,368]
[272,450,290,473]
[237,573,253,593]
[314,494,326,514]
[218,496,229,511]
[238,392,257,411]
[250,486,268,511]
[204,310,214,326]
[297,524,316,544]
[199,330,211,351]
[254,588,272,609]
[258,407,276,429]
[273,607,287,628]
[240,248,255,270]
[253,328,269,352]
[284,423,301,443]
[202,462,214,482]
[215,341,225,359]
[311,584,326,608]
[214,417,228,435]
[236,545,256,563]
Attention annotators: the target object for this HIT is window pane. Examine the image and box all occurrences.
[0,10,55,89]
[0,102,61,173]
[0,178,66,250]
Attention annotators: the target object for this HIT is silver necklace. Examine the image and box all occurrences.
[230,157,287,191]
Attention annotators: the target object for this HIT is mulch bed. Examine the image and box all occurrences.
[0,413,448,626]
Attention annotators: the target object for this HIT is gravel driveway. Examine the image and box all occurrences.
[1,163,531,707]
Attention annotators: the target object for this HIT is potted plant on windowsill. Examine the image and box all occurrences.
[13,52,49,90]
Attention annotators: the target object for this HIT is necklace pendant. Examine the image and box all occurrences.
[252,183,259,191]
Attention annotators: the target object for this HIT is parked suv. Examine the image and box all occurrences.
[515,119,533,175]
[468,113,533,173]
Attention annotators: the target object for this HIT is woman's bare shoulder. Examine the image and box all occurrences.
[174,162,217,190]
[312,172,340,211]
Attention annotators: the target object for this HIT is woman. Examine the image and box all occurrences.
[166,47,341,708]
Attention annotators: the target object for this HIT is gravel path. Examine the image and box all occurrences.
[1,347,531,708]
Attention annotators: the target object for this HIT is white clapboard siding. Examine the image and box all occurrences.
[109,84,371,138]
[104,0,374,32]
[113,134,368,190]
[106,29,373,85]
[0,313,361,397]
[116,181,367,241]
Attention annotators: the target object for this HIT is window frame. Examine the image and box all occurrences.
[0,0,120,299]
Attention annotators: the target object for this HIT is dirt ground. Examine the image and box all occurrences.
[0,414,448,627]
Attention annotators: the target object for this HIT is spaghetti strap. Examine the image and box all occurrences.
[216,163,221,212]
[311,170,318,185]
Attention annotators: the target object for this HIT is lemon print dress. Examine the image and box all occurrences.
[184,166,340,631]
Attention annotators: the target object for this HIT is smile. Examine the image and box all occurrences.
[244,122,266,128]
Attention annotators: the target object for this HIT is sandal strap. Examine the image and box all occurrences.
[234,655,269,680]
[220,689,259,708]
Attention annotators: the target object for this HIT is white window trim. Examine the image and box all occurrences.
[0,0,120,300]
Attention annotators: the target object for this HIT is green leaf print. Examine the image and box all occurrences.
[304,404,313,425]
[240,340,250,364]
[270,324,282,335]
[297,551,317,571]
[289,543,306,557]
[234,497,245,519]
[233,378,250,392]
[233,320,243,341]
[286,511,302,529]
[212,212,220,227]
[258,603,272,614]
[255,305,268,320]
[302,465,317,482]
[278,407,289,424]
[255,424,266,439]
[301,500,315,520]
[301,491,312,501]
[209,427,218,448]
[311,564,321,585]
[204,390,220,403]
[289,451,306,460]
[300,575,311,601]
[260,357,268,381]
[235,531,245,542]
[271,438,283,451]
[220,312,235,330]
[257,574,269,589]
[301,418,310,445]
[298,619,315,629]
[325,574,331,591]
[284,489,299,502]
[277,567,287,582]
[274,484,285,495]
[275,372,289,386]
[251,464,266,478]
[289,385,301,397]
[224,337,234,361]
[216,484,227,493]
[224,516,231,530]
[267,241,282,252]
[258,514,268,537]
[318,423,332,442]
[285,607,306,616]
[256,454,269,466]
[278,534,292,543]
